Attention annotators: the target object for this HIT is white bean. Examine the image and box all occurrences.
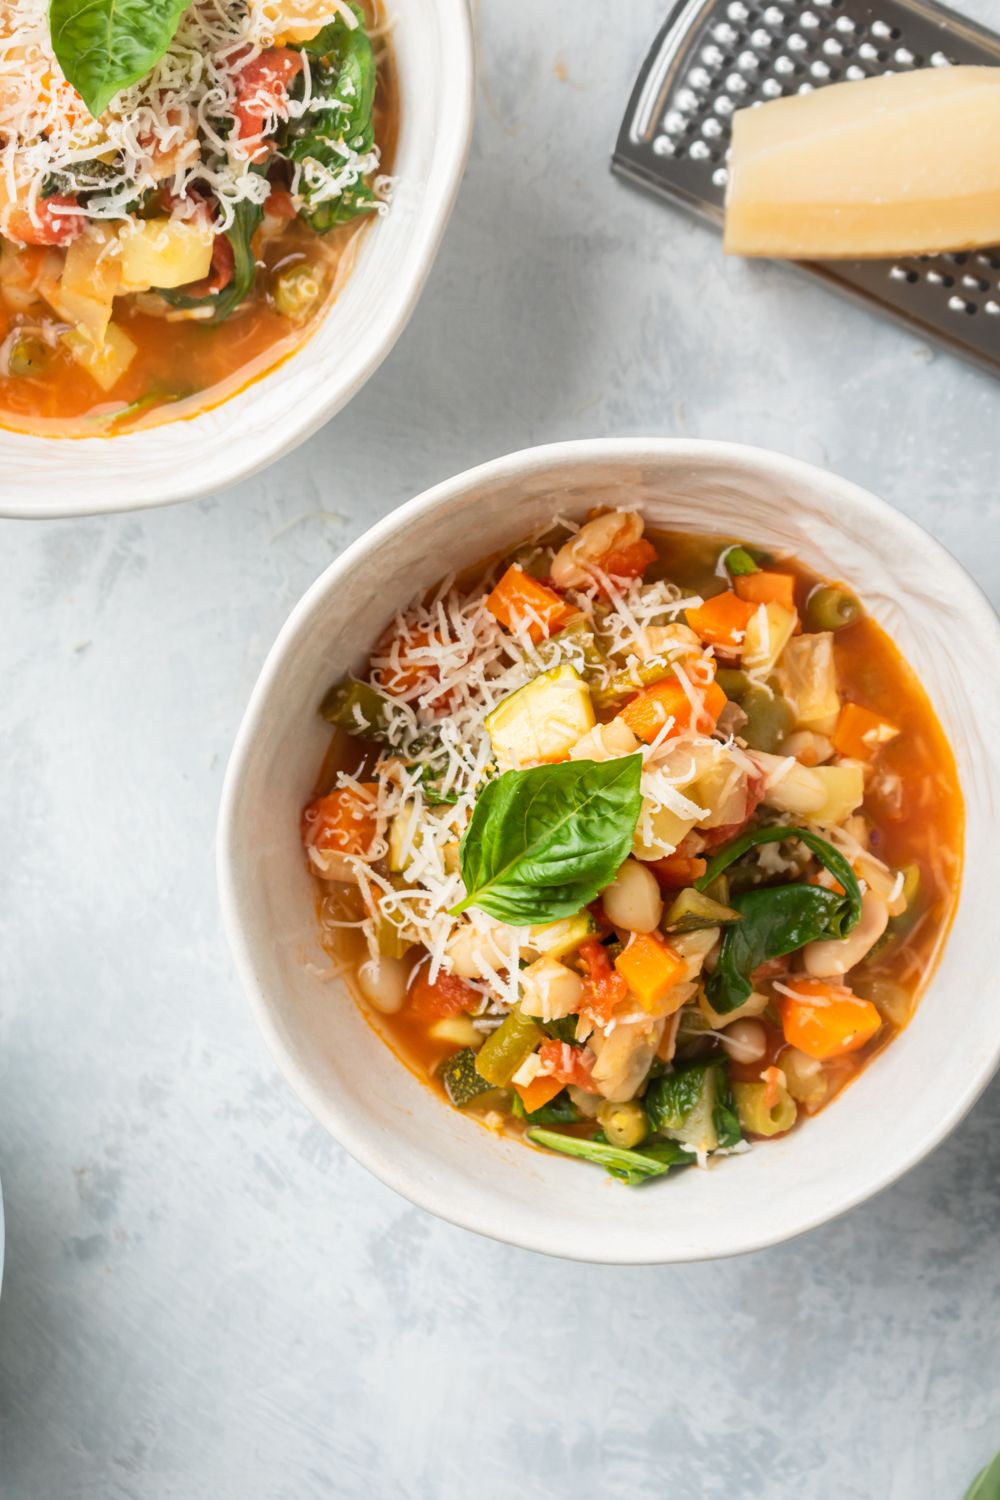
[802,889,889,978]
[357,954,409,1013]
[719,1018,767,1065]
[602,858,663,934]
[550,511,644,588]
[780,730,834,767]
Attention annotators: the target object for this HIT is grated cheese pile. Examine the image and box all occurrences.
[0,0,380,238]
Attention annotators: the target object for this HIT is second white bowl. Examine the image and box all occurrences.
[218,438,1000,1263]
[0,0,474,519]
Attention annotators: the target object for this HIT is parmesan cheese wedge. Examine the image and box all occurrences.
[724,66,1000,259]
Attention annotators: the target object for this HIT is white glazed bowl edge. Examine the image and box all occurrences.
[218,438,1000,1264]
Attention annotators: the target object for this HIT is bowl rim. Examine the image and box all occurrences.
[217,436,1000,1263]
[0,0,475,521]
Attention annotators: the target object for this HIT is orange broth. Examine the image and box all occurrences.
[309,527,964,1129]
[0,1,397,438]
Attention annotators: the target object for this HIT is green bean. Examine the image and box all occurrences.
[474,1008,543,1087]
[319,679,395,737]
[597,1100,649,1149]
[716,668,753,702]
[741,685,795,752]
[273,262,324,322]
[806,585,860,632]
[724,546,760,577]
[732,1081,797,1137]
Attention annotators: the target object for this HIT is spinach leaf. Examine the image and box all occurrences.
[713,1074,743,1150]
[159,194,263,323]
[49,0,190,118]
[526,1129,689,1186]
[696,824,862,932]
[450,755,644,926]
[536,1015,580,1044]
[645,1065,710,1133]
[966,1451,1000,1500]
[696,826,863,1015]
[284,7,378,231]
[510,1090,579,1126]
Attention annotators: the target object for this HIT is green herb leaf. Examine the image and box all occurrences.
[645,1065,710,1133]
[696,827,863,1014]
[284,7,379,231]
[49,0,190,118]
[160,193,263,323]
[510,1089,580,1125]
[966,1451,1000,1500]
[450,755,644,926]
[526,1128,689,1186]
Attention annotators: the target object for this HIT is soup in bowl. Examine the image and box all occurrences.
[0,0,472,514]
[218,440,1000,1262]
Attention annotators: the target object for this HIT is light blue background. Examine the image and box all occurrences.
[2,2,999,1494]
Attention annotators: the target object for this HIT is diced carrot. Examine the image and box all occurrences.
[372,625,440,696]
[514,1073,564,1113]
[779,979,881,1061]
[537,1039,596,1091]
[686,591,757,649]
[614,932,687,1011]
[617,676,726,745]
[832,702,900,761]
[301,783,377,856]
[578,936,628,1024]
[486,565,577,644]
[408,964,481,1020]
[601,538,657,582]
[649,854,708,888]
[734,571,797,611]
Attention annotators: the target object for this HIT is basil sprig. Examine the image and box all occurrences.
[50,0,190,118]
[451,756,643,926]
[695,826,863,1014]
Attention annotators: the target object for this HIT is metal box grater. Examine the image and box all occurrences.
[612,0,1000,374]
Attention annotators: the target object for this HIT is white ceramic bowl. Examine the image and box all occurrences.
[0,0,474,519]
[218,438,1000,1263]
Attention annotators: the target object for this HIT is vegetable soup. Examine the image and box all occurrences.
[0,0,396,436]
[301,511,962,1187]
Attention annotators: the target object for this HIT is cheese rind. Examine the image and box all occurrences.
[724,66,1000,259]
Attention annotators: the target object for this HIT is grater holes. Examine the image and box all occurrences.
[963,275,991,293]
[948,296,977,316]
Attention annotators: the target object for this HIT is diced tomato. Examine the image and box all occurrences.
[231,48,304,157]
[537,1039,595,1091]
[301,783,377,856]
[407,964,481,1020]
[7,195,85,247]
[600,538,657,583]
[649,854,707,888]
[577,937,628,1024]
[372,626,441,697]
[265,184,297,223]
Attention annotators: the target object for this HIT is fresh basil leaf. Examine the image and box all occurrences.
[159,194,263,323]
[450,755,644,926]
[696,826,864,1015]
[966,1452,1000,1500]
[526,1128,688,1186]
[49,0,190,118]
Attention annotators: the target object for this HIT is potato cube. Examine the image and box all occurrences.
[118,217,213,293]
[61,321,137,392]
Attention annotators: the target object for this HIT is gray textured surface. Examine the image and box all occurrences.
[2,1,1000,1494]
